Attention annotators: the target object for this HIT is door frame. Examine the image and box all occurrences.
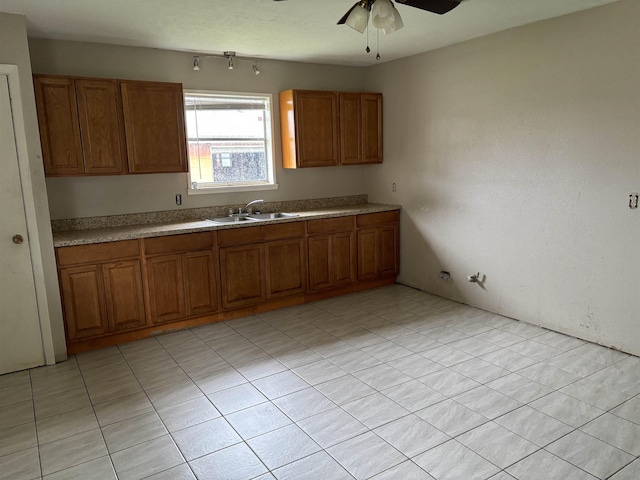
[1,64,55,365]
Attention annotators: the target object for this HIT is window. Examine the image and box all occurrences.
[185,91,277,193]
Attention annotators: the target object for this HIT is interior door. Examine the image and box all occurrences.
[0,74,45,374]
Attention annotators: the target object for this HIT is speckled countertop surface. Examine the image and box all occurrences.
[53,203,401,247]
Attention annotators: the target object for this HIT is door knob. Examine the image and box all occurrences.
[12,234,24,244]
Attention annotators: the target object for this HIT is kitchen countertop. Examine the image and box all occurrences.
[53,203,401,247]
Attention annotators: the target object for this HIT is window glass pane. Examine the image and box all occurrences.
[185,92,274,189]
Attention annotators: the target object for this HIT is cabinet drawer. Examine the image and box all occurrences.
[263,222,305,241]
[356,211,399,228]
[306,216,354,234]
[144,232,214,255]
[218,226,263,246]
[57,240,140,267]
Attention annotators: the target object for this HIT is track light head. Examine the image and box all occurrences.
[224,51,236,70]
[191,51,260,75]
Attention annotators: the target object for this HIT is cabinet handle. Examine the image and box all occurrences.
[12,234,24,245]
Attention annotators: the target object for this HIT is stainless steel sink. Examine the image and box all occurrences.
[205,216,260,224]
[204,212,299,224]
[248,212,299,220]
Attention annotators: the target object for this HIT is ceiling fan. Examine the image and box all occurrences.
[338,0,461,33]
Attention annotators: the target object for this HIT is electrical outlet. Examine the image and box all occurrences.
[175,194,182,206]
[630,193,638,209]
[392,182,397,193]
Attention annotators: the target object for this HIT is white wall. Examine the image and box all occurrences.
[365,0,640,355]
[28,39,370,219]
[0,13,66,361]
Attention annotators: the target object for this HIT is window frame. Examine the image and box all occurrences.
[184,89,278,195]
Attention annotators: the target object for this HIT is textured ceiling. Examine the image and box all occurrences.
[0,0,622,66]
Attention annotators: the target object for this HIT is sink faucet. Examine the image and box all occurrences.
[239,199,264,215]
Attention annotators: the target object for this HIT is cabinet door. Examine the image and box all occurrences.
[339,93,362,165]
[294,91,339,168]
[357,225,398,281]
[75,79,127,174]
[121,81,188,173]
[357,229,378,281]
[59,265,108,340]
[307,235,332,292]
[102,260,146,332]
[219,245,266,309]
[308,233,355,291]
[33,76,84,176]
[332,231,356,286]
[146,254,186,324]
[362,93,383,164]
[377,225,399,277]
[183,251,219,316]
[266,238,306,298]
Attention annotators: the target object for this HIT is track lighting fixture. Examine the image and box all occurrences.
[191,51,263,76]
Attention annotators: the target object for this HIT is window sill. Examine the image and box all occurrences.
[187,183,279,195]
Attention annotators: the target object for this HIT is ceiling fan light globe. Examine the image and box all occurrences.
[345,5,369,33]
[371,0,394,29]
[383,6,403,34]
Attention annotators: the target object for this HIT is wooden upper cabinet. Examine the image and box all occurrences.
[280,90,340,168]
[280,89,382,168]
[121,81,188,173]
[34,75,188,176]
[361,93,383,164]
[339,93,362,165]
[33,76,84,176]
[339,92,382,165]
[75,79,127,174]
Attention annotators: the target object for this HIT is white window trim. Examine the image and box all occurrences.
[185,89,277,195]
[187,183,279,195]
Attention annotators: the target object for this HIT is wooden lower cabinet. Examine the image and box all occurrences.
[146,250,219,324]
[184,251,219,316]
[377,225,399,277]
[308,236,331,291]
[265,238,306,298]
[219,244,267,309]
[60,260,146,341]
[146,254,186,324]
[60,265,108,340]
[103,260,146,331]
[308,232,356,292]
[356,211,399,282]
[357,225,398,281]
[58,211,399,352]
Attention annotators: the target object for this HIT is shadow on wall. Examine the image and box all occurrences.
[397,209,465,303]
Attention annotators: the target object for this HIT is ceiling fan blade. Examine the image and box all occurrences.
[337,2,361,25]
[396,0,461,15]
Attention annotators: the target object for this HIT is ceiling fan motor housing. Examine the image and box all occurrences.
[396,0,461,15]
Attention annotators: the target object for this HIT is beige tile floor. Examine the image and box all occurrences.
[1,284,639,480]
